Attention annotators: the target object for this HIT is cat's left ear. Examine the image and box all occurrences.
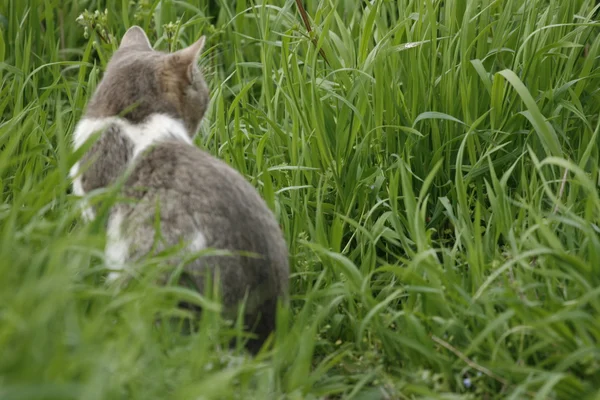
[120,26,153,51]
[173,36,206,82]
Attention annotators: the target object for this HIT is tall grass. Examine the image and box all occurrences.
[1,0,599,398]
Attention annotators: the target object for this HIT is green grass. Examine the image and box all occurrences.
[1,0,600,398]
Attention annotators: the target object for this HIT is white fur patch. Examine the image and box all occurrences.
[105,210,129,283]
[127,114,192,158]
[69,162,95,221]
[188,231,207,252]
[70,114,191,155]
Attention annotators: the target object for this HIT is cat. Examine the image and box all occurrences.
[69,26,289,353]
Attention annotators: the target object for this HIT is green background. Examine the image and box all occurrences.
[1,0,599,398]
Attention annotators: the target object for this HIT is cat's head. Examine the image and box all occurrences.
[86,26,209,137]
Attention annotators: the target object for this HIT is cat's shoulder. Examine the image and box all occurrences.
[73,113,192,156]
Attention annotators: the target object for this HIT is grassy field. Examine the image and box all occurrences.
[1,0,600,398]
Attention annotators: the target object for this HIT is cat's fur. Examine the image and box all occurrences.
[69,26,289,353]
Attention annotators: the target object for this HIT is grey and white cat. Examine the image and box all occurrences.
[69,26,289,352]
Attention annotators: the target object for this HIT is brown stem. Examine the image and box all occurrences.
[431,335,537,397]
[294,0,330,66]
[432,335,509,387]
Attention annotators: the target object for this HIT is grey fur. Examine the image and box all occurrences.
[74,26,289,352]
[79,124,134,194]
[86,27,209,134]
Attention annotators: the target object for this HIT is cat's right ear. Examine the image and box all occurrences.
[171,36,206,83]
[120,26,152,51]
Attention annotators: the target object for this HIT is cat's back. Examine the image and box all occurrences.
[127,140,272,218]
[124,140,288,263]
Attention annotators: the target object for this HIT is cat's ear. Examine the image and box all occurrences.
[172,36,206,82]
[120,26,152,51]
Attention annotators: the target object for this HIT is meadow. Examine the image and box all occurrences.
[1,0,600,398]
